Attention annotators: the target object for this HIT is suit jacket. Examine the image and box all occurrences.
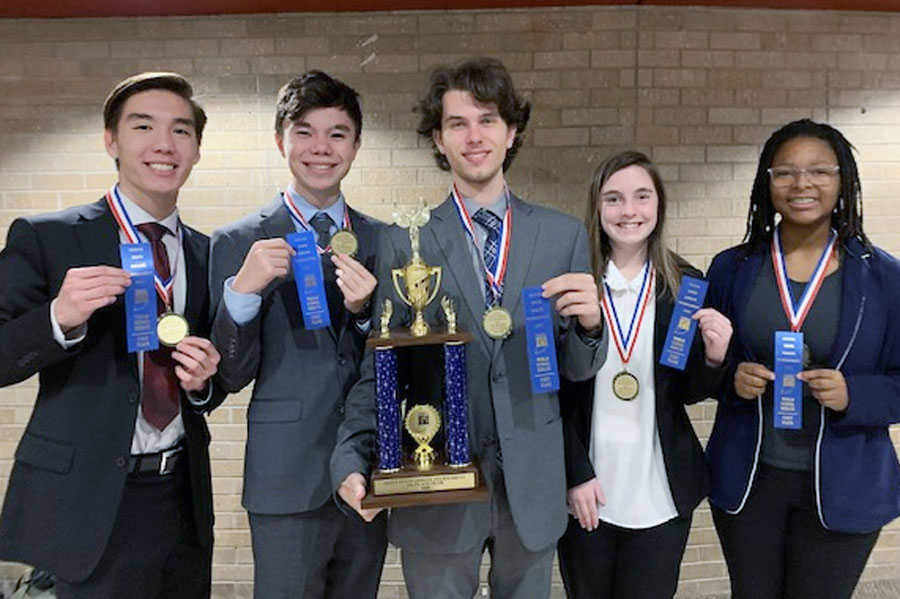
[209,196,381,514]
[0,198,224,583]
[560,261,723,519]
[331,193,607,553]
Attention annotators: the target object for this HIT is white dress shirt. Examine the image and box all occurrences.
[50,190,188,455]
[589,262,678,529]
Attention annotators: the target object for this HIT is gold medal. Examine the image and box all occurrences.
[612,371,639,401]
[157,312,189,347]
[330,230,358,257]
[483,306,513,339]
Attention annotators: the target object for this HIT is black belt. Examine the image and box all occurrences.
[128,445,184,476]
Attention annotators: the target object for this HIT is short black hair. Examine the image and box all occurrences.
[745,118,870,251]
[103,72,206,144]
[415,57,530,172]
[275,70,362,139]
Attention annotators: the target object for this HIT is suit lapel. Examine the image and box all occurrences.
[494,195,538,359]
[429,197,492,355]
[74,199,137,374]
[181,227,206,329]
[829,240,868,367]
[261,196,338,345]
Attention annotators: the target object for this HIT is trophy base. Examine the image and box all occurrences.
[361,460,490,509]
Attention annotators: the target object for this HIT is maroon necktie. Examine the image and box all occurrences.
[137,222,180,431]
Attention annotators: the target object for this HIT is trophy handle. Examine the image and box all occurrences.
[425,266,442,306]
[391,269,412,307]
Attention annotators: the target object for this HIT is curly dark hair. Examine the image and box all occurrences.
[745,118,870,252]
[414,57,530,173]
[275,70,362,139]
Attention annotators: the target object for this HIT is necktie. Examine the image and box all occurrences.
[136,222,180,431]
[472,208,502,307]
[310,213,342,326]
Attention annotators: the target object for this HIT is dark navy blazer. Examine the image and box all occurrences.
[706,236,900,533]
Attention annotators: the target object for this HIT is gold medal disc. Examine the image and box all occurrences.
[330,230,359,257]
[612,371,639,401]
[404,404,441,442]
[157,312,189,347]
[483,306,513,340]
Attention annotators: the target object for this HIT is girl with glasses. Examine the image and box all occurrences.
[706,119,900,598]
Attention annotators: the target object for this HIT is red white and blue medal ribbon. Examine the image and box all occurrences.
[106,185,181,308]
[282,189,351,256]
[771,226,837,332]
[601,263,655,366]
[449,182,512,305]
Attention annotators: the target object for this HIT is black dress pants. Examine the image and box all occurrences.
[55,462,211,599]
[712,463,879,599]
[557,513,692,599]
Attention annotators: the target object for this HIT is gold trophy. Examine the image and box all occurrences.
[361,202,488,509]
[391,201,442,337]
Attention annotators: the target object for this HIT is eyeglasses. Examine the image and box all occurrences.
[767,165,840,188]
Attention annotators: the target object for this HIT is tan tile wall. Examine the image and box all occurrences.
[1,5,900,598]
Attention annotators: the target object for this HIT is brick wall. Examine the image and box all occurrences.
[2,5,900,598]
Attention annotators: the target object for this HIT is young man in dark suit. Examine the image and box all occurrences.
[209,71,387,599]
[332,57,607,599]
[0,72,224,598]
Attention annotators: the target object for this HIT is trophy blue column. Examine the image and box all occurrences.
[374,346,401,472]
[443,341,471,467]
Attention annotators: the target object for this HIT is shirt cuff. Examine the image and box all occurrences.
[354,318,372,335]
[49,298,86,349]
[575,321,603,348]
[223,276,262,325]
[187,384,214,407]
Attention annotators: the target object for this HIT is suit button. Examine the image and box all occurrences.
[339,357,348,366]
[115,456,127,468]
[336,404,345,415]
[492,371,504,382]
[128,391,138,404]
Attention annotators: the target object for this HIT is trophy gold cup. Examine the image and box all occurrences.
[361,201,489,509]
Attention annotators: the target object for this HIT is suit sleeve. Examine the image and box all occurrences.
[208,228,262,394]
[560,376,598,489]
[0,218,77,387]
[834,261,900,429]
[559,222,608,381]
[330,228,395,489]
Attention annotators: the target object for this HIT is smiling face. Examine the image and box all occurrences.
[599,164,659,256]
[769,136,840,232]
[276,106,360,209]
[104,89,200,217]
[432,89,516,197]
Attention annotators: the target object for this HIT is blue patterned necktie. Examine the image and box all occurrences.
[472,208,502,307]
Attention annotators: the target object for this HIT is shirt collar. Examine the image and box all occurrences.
[461,191,507,224]
[287,185,345,229]
[604,260,650,293]
[116,187,179,234]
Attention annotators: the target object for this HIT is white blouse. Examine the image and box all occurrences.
[589,262,678,529]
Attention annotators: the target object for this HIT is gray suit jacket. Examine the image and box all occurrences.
[331,193,606,553]
[210,196,381,514]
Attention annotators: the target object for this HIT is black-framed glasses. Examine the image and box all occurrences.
[767,165,840,188]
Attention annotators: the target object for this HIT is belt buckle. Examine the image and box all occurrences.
[159,446,181,475]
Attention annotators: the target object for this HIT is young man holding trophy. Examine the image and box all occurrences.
[332,57,607,599]
[209,71,387,598]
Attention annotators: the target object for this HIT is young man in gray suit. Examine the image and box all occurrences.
[209,71,387,599]
[332,57,607,599]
